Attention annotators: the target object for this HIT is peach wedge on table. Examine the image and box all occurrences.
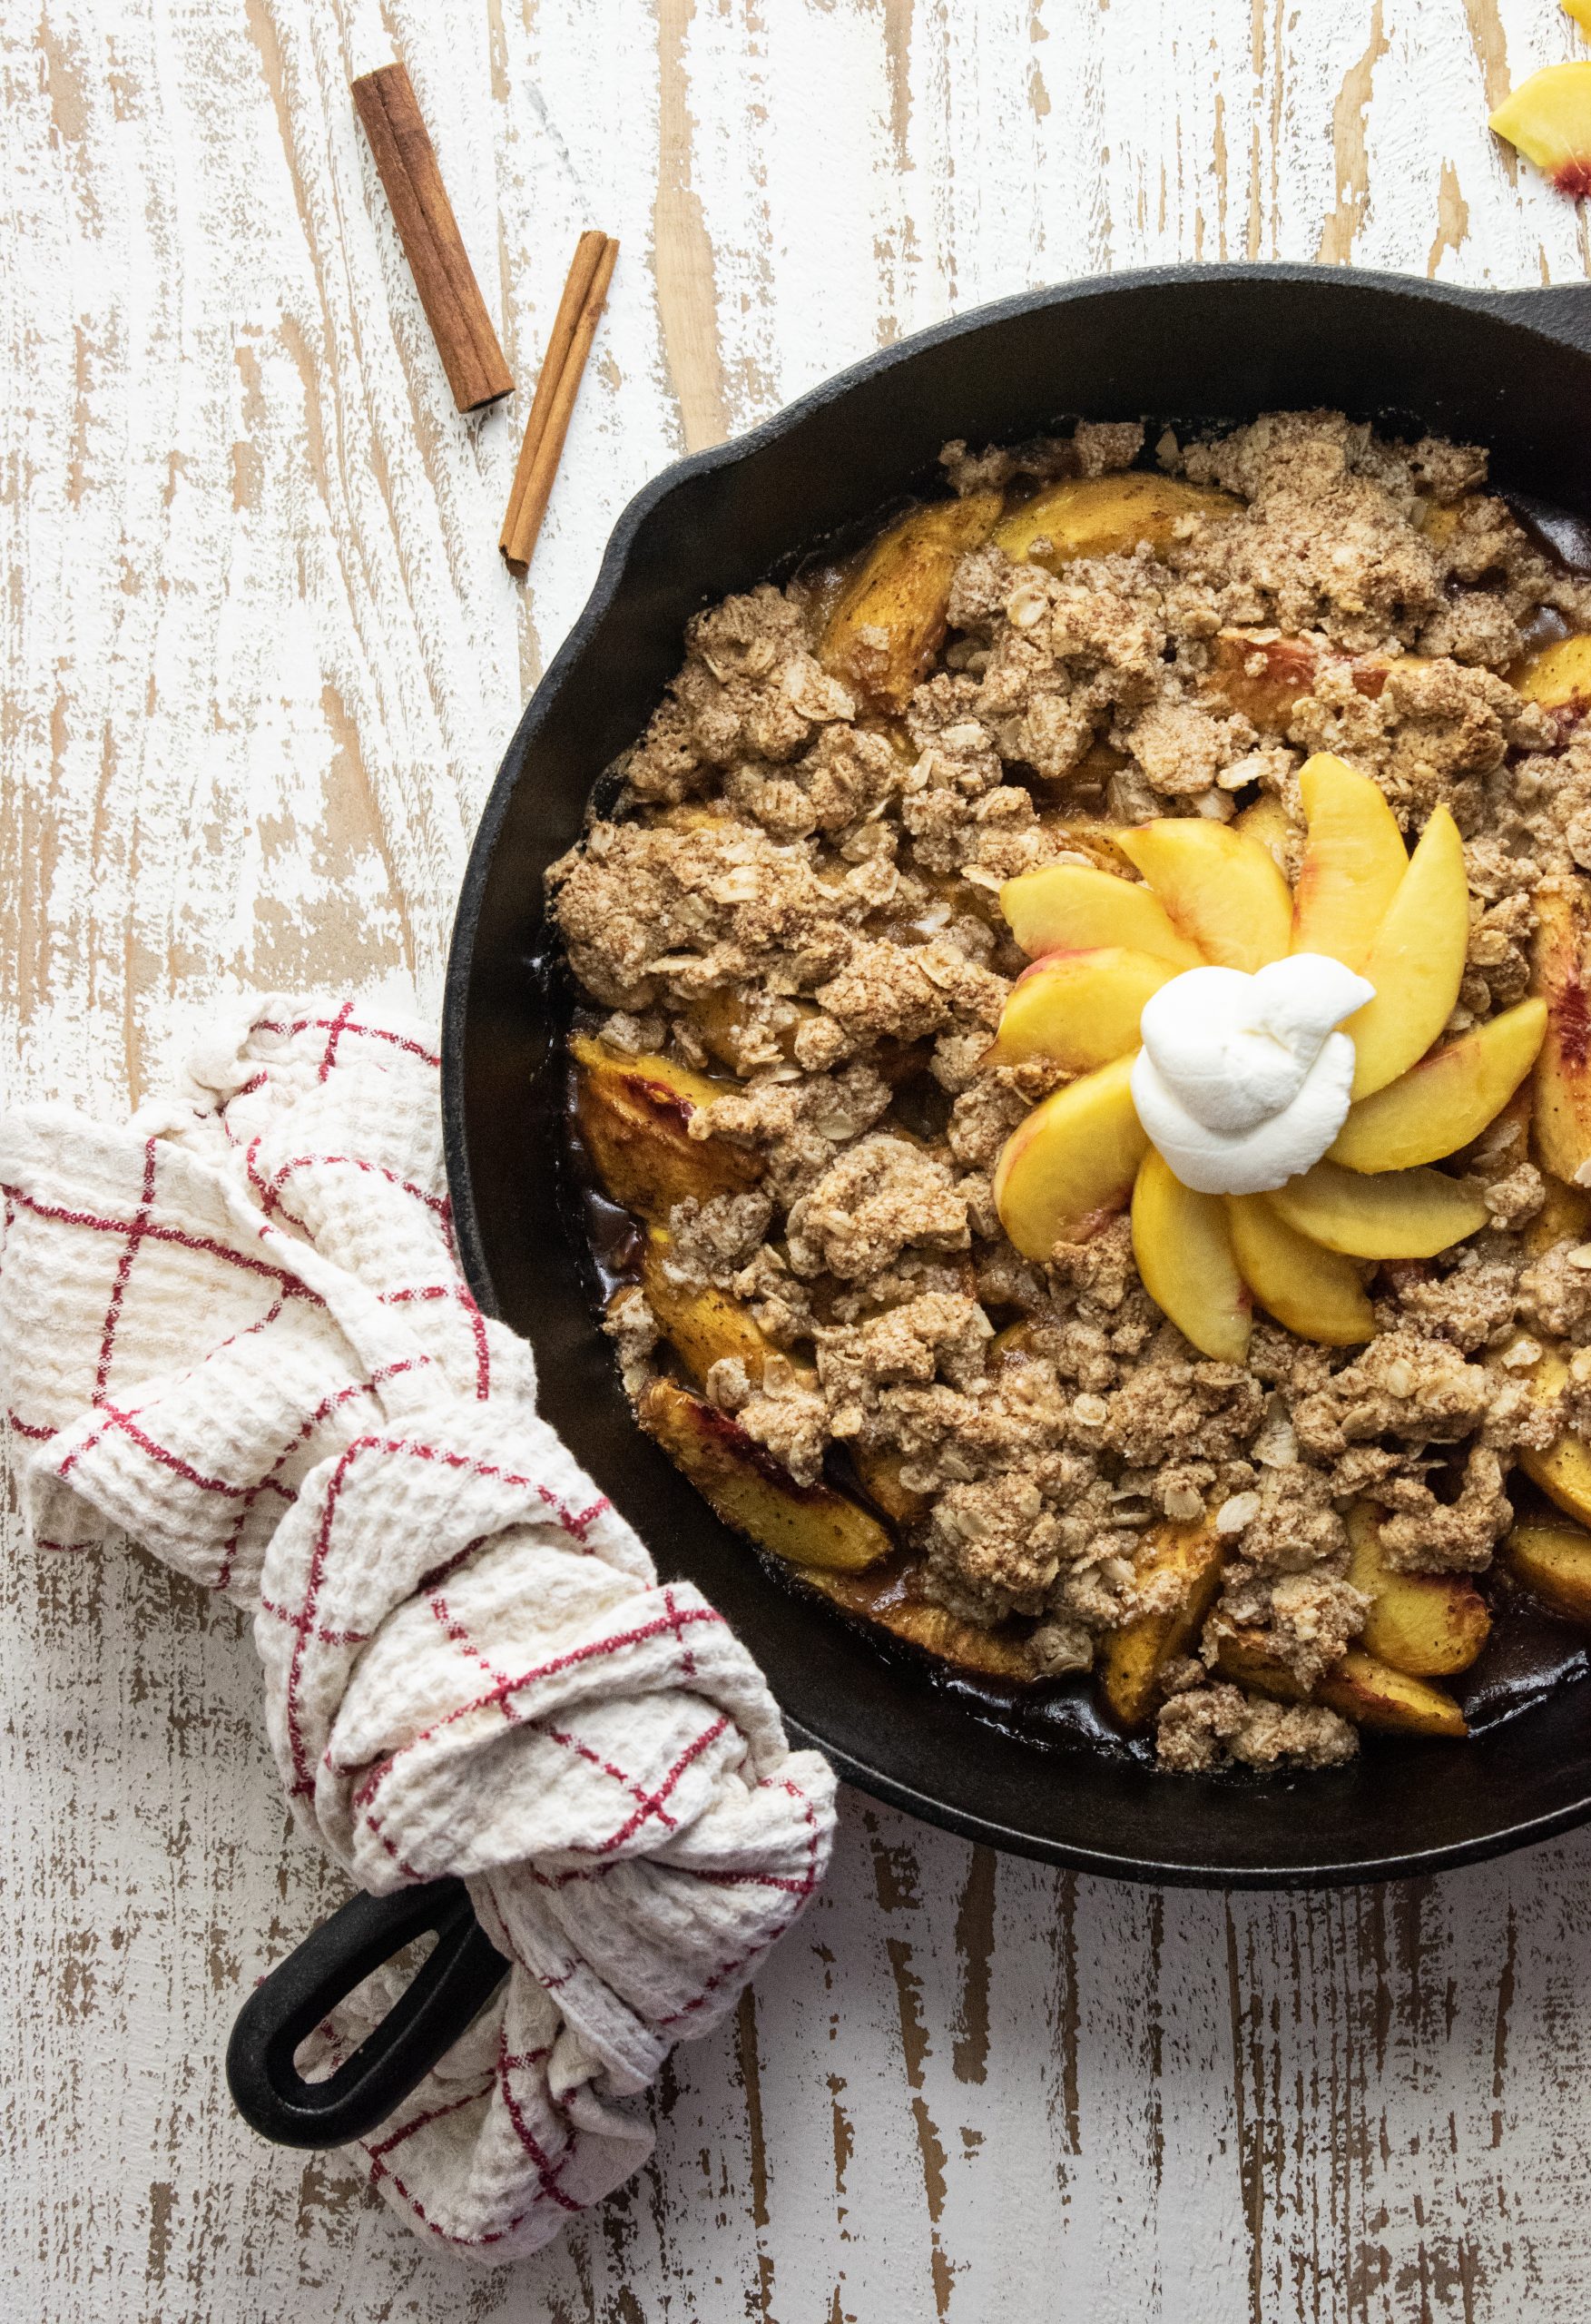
[993,1051,1149,1258]
[1345,1502,1490,1679]
[1115,819,1293,972]
[998,860,1202,968]
[1289,753,1408,972]
[819,490,1002,713]
[988,472,1241,571]
[1529,879,1591,1187]
[1130,1147,1251,1364]
[639,1377,890,1573]
[573,1036,761,1217]
[1341,803,1471,1098]
[986,945,1175,1072]
[1329,999,1547,1174]
[1264,1158,1488,1258]
[1098,1513,1227,1728]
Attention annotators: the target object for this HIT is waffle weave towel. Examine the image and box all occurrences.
[0,994,836,2260]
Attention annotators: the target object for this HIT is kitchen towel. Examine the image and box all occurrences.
[0,993,836,2260]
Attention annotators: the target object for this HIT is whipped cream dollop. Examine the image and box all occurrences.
[1130,954,1375,1196]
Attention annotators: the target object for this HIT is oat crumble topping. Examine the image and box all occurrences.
[556,410,1591,1775]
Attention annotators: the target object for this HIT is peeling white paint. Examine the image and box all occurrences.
[5,1,1591,2316]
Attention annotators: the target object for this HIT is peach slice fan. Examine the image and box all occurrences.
[989,753,1547,1362]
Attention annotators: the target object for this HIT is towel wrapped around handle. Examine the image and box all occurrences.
[0,995,836,2260]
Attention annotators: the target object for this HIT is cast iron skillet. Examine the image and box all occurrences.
[231,263,1591,2150]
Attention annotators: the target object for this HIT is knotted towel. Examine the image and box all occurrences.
[0,995,836,2259]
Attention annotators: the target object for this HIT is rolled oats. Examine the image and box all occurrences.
[554,409,1591,1777]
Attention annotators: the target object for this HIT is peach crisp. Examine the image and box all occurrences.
[549,411,1591,1775]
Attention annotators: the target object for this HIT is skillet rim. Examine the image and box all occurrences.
[444,259,1591,1888]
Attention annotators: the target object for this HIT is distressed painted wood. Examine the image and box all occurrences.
[4,1,1591,2316]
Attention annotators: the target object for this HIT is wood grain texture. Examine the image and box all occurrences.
[4,1,1591,2317]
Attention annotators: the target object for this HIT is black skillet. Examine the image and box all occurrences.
[231,263,1591,2150]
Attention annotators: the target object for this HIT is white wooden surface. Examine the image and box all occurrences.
[5,2,1591,2316]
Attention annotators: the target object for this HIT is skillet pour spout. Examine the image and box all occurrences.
[441,263,1591,1891]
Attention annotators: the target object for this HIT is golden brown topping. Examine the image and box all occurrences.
[787,1134,970,1281]
[1155,1684,1357,1771]
[555,406,1591,1759]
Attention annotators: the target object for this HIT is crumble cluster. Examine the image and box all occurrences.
[550,409,1591,1774]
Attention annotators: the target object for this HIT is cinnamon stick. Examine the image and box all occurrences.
[500,233,619,575]
[352,62,514,414]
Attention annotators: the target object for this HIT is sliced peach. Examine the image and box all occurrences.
[573,1037,762,1217]
[850,1443,931,1526]
[1208,1622,1307,1699]
[1206,628,1323,730]
[1330,999,1547,1174]
[990,472,1241,571]
[1233,792,1297,872]
[1290,753,1408,972]
[999,861,1203,967]
[987,946,1174,1072]
[1032,815,1134,873]
[1115,819,1293,972]
[1211,1625,1467,1736]
[1531,880,1591,1186]
[1204,631,1426,730]
[1343,804,1471,1098]
[640,1378,890,1572]
[1098,1514,1227,1728]
[691,987,817,1072]
[1345,1502,1490,1678]
[804,1567,1039,1683]
[988,1317,1041,1369]
[1511,632,1591,715]
[1498,1334,1591,1531]
[1319,1650,1468,1738]
[1225,1192,1375,1346]
[639,1227,780,1390]
[864,1596,1037,1682]
[1131,1147,1252,1364]
[1525,1175,1591,1259]
[994,1052,1150,1258]
[1489,64,1591,199]
[1503,1517,1591,1627]
[820,491,1002,712]
[1264,1158,1488,1258]
[1418,502,1466,547]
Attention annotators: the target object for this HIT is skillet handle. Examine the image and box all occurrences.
[226,1877,510,2149]
[1491,281,1591,355]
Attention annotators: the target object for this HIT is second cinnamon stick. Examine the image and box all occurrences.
[500,234,619,575]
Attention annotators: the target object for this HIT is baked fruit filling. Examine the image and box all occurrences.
[548,410,1591,1774]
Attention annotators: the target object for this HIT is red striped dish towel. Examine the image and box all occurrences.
[0,994,835,2260]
